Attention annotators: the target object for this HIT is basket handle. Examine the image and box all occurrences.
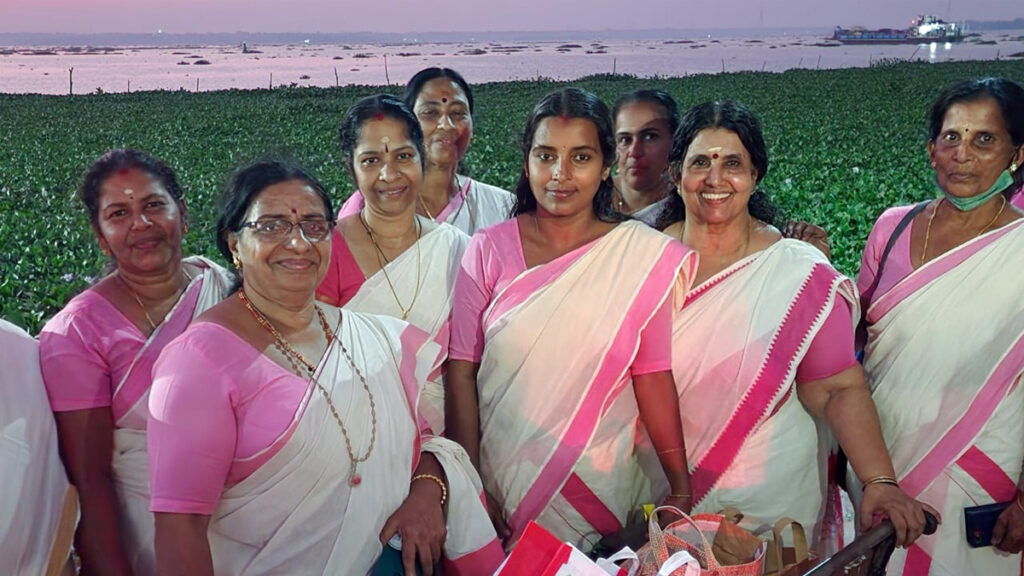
[646,505,715,564]
[768,517,809,568]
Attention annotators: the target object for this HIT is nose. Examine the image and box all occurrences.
[627,139,644,159]
[283,224,313,249]
[378,160,397,181]
[437,113,455,129]
[131,212,152,230]
[951,141,971,163]
[552,156,572,181]
[704,163,724,186]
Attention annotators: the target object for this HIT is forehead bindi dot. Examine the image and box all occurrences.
[375,113,384,121]
[380,136,390,144]
[123,188,134,195]
[441,97,448,103]
[290,208,298,215]
[712,153,719,160]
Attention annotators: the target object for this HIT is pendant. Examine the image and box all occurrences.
[350,473,362,486]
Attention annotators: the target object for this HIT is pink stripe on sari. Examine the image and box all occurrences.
[683,257,756,308]
[868,220,1022,324]
[560,473,623,536]
[398,324,432,434]
[435,177,472,223]
[111,278,203,422]
[691,264,840,504]
[956,446,1018,502]
[442,539,506,575]
[484,237,598,328]
[507,245,685,541]
[903,545,933,576]
[899,335,1024,499]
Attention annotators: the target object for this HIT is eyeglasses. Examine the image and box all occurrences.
[239,218,335,243]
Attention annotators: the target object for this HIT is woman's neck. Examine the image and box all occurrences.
[117,259,186,302]
[532,208,604,251]
[682,212,755,261]
[420,162,458,217]
[361,204,417,245]
[617,177,670,213]
[241,282,316,335]
[935,193,1007,229]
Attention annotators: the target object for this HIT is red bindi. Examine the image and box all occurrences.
[375,113,384,121]
[712,153,719,159]
[290,208,298,214]
[441,97,448,103]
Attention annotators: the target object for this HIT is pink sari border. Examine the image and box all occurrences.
[112,278,204,421]
[507,244,685,542]
[442,538,505,575]
[956,446,1018,502]
[435,177,472,223]
[398,324,432,435]
[869,220,1022,323]
[903,544,932,576]
[484,236,597,330]
[900,335,1024,499]
[560,472,623,536]
[691,264,841,504]
[683,257,755,309]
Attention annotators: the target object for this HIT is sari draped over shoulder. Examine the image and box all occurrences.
[0,320,74,576]
[206,311,501,575]
[673,240,857,547]
[477,221,697,551]
[861,220,1024,575]
[343,224,469,435]
[113,256,233,574]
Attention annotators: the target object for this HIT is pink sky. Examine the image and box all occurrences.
[1,0,1020,34]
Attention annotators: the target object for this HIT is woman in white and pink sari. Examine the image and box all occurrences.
[660,101,935,554]
[336,68,514,236]
[858,78,1024,575]
[150,161,502,576]
[38,150,232,576]
[319,94,470,435]
[447,88,697,553]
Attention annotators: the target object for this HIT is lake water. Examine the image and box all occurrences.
[1,31,1022,95]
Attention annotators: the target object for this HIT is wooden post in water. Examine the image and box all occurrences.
[128,79,131,93]
[798,57,803,68]
[817,55,821,69]
[196,78,200,92]
[721,59,725,73]
[269,72,273,89]
[613,58,617,74]
[68,67,73,95]
[334,67,339,87]
[384,54,390,86]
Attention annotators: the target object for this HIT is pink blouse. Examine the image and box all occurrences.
[450,219,671,376]
[148,323,307,515]
[857,205,917,310]
[316,230,366,306]
[39,290,147,413]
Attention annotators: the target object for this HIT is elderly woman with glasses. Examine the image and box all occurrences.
[147,161,501,576]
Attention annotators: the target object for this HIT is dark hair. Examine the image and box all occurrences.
[403,67,475,116]
[338,94,425,181]
[78,149,185,230]
[655,100,780,230]
[929,77,1024,187]
[612,89,681,137]
[215,161,333,263]
[510,88,627,223]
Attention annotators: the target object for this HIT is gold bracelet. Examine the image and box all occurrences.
[657,448,686,455]
[411,474,447,507]
[1016,495,1024,515]
[862,475,899,490]
[668,493,693,499]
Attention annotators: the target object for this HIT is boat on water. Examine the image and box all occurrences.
[833,15,963,44]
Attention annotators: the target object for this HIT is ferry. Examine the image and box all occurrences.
[833,15,963,44]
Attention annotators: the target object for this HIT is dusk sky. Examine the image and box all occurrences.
[1,0,1020,34]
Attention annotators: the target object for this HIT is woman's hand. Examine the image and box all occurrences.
[783,220,832,260]
[992,497,1024,553]
[379,479,448,576]
[661,494,693,515]
[859,483,940,548]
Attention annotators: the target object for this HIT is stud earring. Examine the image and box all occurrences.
[1012,162,1019,173]
[233,256,242,270]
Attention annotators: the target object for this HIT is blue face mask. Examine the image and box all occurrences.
[937,169,1015,212]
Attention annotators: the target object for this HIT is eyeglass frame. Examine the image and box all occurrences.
[237,217,336,243]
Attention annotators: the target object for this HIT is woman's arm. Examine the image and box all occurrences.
[634,371,692,513]
[379,454,448,576]
[53,408,134,576]
[445,360,482,469]
[154,513,213,576]
[798,364,938,547]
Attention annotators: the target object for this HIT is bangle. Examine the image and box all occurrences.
[862,475,899,490]
[411,474,447,507]
[657,448,686,455]
[1016,496,1024,515]
[668,493,693,499]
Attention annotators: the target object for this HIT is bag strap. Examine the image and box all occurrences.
[771,517,809,565]
[647,506,714,566]
[860,200,931,308]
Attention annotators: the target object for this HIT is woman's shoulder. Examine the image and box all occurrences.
[40,281,120,336]
[467,177,513,198]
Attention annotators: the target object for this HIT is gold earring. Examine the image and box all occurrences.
[1012,162,1019,173]
[233,256,242,270]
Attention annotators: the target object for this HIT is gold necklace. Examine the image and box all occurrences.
[119,268,194,332]
[920,196,1007,265]
[359,212,422,320]
[238,290,377,486]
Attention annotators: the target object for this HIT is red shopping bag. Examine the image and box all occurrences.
[495,521,610,576]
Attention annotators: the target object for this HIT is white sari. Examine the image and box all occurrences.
[207,311,501,575]
[112,256,232,574]
[861,220,1024,575]
[0,319,75,576]
[477,221,697,551]
[673,240,857,547]
[344,224,469,435]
